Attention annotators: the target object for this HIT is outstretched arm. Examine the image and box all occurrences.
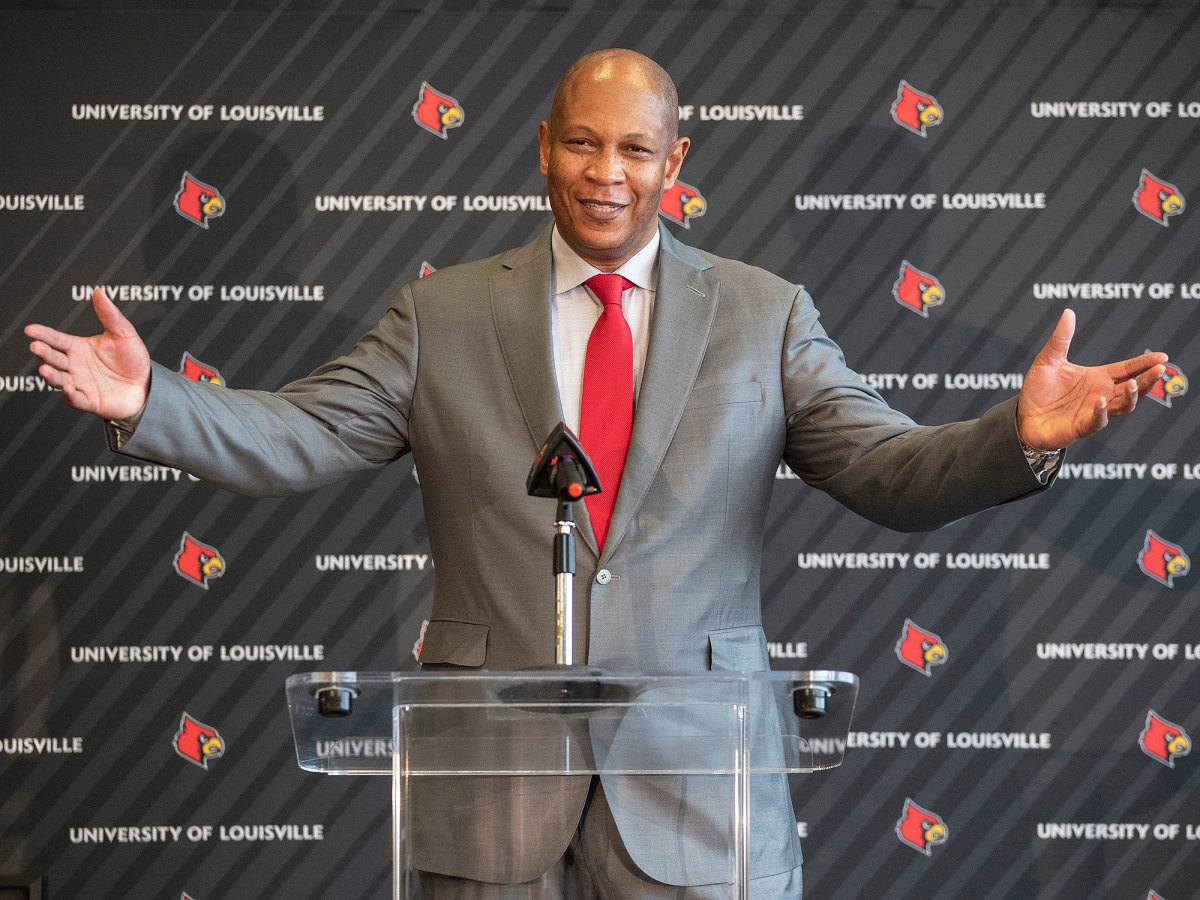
[1017,308,1167,450]
[25,288,150,420]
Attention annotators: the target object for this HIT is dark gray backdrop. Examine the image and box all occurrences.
[1,2,1197,898]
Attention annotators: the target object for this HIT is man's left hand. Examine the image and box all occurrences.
[1017,309,1168,450]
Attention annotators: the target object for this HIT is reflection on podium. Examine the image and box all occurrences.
[287,669,857,899]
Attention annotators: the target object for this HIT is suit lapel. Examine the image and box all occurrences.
[490,226,564,449]
[490,227,604,554]
[602,230,718,558]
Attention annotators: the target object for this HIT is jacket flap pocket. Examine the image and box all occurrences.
[708,624,769,671]
[685,381,763,410]
[418,619,489,666]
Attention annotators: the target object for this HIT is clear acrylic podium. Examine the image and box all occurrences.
[287,669,857,899]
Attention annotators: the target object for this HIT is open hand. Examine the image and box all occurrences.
[1017,309,1167,450]
[26,288,151,420]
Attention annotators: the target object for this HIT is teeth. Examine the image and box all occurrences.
[584,202,621,212]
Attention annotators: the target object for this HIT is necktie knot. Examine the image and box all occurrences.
[585,273,633,309]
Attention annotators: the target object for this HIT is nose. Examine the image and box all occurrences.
[585,146,624,184]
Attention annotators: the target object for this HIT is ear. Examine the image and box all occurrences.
[662,136,690,189]
[538,121,551,176]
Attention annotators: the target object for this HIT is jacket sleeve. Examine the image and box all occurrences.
[115,284,418,497]
[780,289,1049,532]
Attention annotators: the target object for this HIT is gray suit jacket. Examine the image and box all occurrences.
[120,224,1048,884]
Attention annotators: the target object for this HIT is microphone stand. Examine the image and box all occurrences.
[526,423,597,668]
[553,497,577,665]
[511,422,628,704]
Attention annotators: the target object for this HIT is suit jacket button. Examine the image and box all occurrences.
[595,569,612,585]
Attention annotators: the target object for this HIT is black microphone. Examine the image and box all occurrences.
[526,422,601,502]
[551,454,588,501]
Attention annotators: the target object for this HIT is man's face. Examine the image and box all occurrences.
[539,66,689,272]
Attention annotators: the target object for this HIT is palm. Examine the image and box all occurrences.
[1017,310,1167,450]
[26,288,151,419]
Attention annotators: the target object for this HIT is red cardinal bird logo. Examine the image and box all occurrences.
[174,171,226,229]
[896,619,948,676]
[893,261,945,317]
[1138,530,1190,588]
[174,532,225,589]
[1146,359,1187,408]
[412,82,464,139]
[1133,169,1184,226]
[891,81,943,137]
[173,712,225,769]
[179,351,224,386]
[1139,710,1191,768]
[896,799,948,855]
[659,180,706,228]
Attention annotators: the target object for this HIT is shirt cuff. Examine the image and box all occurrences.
[104,411,142,451]
[104,377,150,451]
[1017,430,1063,485]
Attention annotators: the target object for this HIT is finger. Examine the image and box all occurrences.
[1109,378,1139,415]
[1038,308,1076,363]
[37,363,69,391]
[29,340,71,372]
[1086,395,1109,435]
[1104,351,1169,383]
[61,382,93,407]
[90,287,137,338]
[25,323,75,352]
[1134,364,1166,396]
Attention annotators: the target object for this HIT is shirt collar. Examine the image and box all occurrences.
[551,225,660,295]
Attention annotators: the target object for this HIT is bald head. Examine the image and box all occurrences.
[549,49,679,143]
[538,48,689,270]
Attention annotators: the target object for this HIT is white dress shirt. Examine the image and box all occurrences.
[549,225,658,434]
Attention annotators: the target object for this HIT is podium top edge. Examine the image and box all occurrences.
[285,669,858,687]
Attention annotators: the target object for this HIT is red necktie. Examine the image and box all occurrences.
[578,273,634,551]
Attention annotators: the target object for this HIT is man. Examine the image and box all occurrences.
[28,49,1165,899]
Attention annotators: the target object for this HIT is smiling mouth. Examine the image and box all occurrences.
[581,200,626,214]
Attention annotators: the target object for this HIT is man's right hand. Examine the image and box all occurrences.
[25,287,151,420]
